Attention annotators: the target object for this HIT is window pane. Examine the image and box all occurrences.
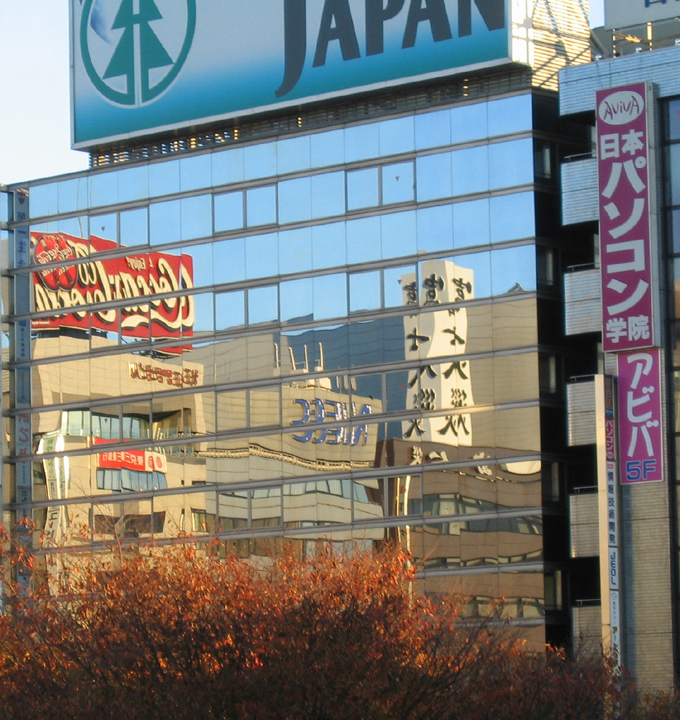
[490,192,535,243]
[212,147,244,186]
[120,207,148,246]
[488,94,532,136]
[489,139,533,189]
[117,166,148,203]
[311,128,345,167]
[312,221,346,270]
[214,191,244,232]
[451,146,488,195]
[280,277,313,323]
[453,198,490,249]
[416,152,452,201]
[150,199,180,245]
[382,161,414,205]
[450,102,488,143]
[92,213,117,243]
[248,285,278,324]
[30,183,59,218]
[245,232,278,278]
[416,204,453,253]
[381,211,416,259]
[180,154,211,192]
[213,237,245,284]
[278,135,311,174]
[149,159,179,197]
[278,177,311,224]
[313,273,347,320]
[181,194,212,240]
[350,271,380,312]
[347,168,378,210]
[671,144,680,206]
[345,123,380,162]
[379,116,414,156]
[244,142,277,180]
[491,245,536,295]
[246,186,277,226]
[346,216,380,264]
[415,108,451,150]
[216,290,245,330]
[311,171,345,218]
[279,227,312,274]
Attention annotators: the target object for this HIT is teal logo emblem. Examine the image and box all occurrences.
[81,0,196,106]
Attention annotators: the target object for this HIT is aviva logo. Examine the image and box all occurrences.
[81,0,196,106]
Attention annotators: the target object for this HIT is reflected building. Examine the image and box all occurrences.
[0,0,594,652]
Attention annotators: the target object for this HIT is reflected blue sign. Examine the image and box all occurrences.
[72,0,511,148]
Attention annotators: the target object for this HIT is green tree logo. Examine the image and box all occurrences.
[81,0,196,106]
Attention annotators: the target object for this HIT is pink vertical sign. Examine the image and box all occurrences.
[597,83,657,352]
[617,349,664,484]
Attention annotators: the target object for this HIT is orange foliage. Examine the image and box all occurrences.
[0,541,656,720]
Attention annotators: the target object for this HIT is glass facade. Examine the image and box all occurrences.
[3,90,568,644]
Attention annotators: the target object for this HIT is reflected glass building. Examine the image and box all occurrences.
[1,0,593,650]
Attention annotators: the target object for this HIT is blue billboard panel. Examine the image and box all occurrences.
[72,0,511,148]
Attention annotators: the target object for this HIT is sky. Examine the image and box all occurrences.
[0,0,605,187]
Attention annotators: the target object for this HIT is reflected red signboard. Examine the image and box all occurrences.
[31,233,194,353]
[597,82,657,353]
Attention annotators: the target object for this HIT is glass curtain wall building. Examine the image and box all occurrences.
[1,0,592,650]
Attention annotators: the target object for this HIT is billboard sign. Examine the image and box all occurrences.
[605,0,680,29]
[31,232,194,352]
[597,83,658,353]
[72,0,513,148]
[617,348,664,484]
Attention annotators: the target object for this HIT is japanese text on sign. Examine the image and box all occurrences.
[597,84,657,352]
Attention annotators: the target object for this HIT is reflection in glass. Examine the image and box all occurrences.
[488,94,532,136]
[216,290,245,330]
[217,390,248,431]
[416,204,453,253]
[278,177,312,224]
[279,226,312,274]
[489,139,534,189]
[451,146,488,195]
[278,135,311,174]
[212,147,245,186]
[91,213,116,243]
[30,182,59,218]
[415,108,451,150]
[491,245,536,295]
[346,215,380,264]
[213,237,246,284]
[379,116,414,156]
[312,221,346,269]
[671,144,680,206]
[89,171,118,209]
[382,161,414,205]
[248,285,278,325]
[180,154,211,192]
[347,168,379,210]
[280,277,313,323]
[244,142,277,180]
[384,265,415,308]
[313,273,347,321]
[671,208,680,255]
[453,198,490,249]
[345,123,380,162]
[246,232,278,278]
[349,271,380,312]
[450,101,488,143]
[417,152,452,201]
[250,386,281,427]
[381,211,416,259]
[117,166,149,203]
[311,171,345,218]
[311,128,345,168]
[214,191,244,232]
[149,159,180,197]
[246,185,277,226]
[58,178,88,214]
[120,207,148,246]
[490,192,535,243]
[150,199,180,245]
[180,194,212,240]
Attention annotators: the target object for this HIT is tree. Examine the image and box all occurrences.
[0,541,672,719]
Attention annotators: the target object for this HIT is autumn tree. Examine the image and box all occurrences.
[0,541,669,720]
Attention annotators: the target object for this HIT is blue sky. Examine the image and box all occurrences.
[0,0,605,186]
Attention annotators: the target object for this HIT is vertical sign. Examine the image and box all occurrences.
[617,349,664,484]
[597,83,657,352]
[603,375,622,669]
